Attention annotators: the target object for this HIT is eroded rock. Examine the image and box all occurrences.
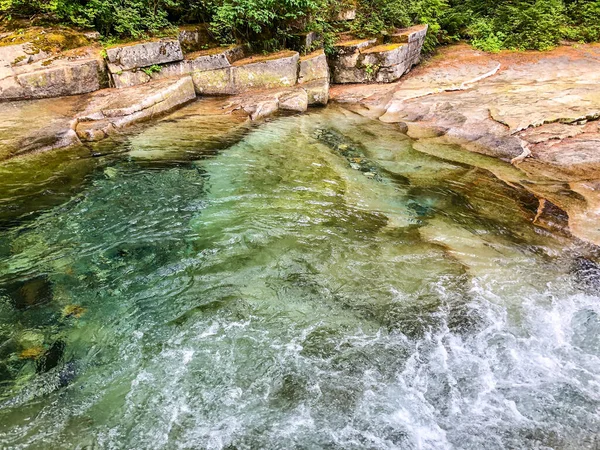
[76,76,196,141]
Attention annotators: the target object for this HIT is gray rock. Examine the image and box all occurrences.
[298,50,329,84]
[332,67,371,84]
[375,61,411,83]
[301,79,329,105]
[109,45,245,89]
[0,43,50,79]
[191,67,236,95]
[0,57,108,100]
[111,69,150,89]
[76,76,196,141]
[279,89,308,112]
[333,39,378,56]
[244,99,279,121]
[329,32,426,84]
[361,43,409,68]
[106,39,183,72]
[233,51,299,92]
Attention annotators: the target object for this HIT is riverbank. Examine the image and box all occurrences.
[3,40,600,246]
[331,42,600,246]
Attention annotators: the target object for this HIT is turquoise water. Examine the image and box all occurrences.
[1,104,599,449]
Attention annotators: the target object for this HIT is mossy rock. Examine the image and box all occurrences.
[0,26,97,54]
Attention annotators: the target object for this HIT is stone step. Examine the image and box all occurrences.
[111,45,245,89]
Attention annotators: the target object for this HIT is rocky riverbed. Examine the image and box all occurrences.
[331,43,600,246]
[3,42,600,247]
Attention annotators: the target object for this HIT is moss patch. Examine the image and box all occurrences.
[0,26,95,54]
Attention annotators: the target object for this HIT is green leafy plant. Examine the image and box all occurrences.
[142,64,162,76]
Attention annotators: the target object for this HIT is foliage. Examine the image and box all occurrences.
[563,0,600,42]
[0,0,599,51]
[142,64,162,75]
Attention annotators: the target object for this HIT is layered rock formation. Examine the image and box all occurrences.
[331,43,600,245]
[329,25,427,84]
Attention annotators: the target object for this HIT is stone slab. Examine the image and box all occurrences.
[233,51,299,92]
[106,39,183,72]
[191,66,236,95]
[299,50,329,84]
[0,57,107,101]
[76,76,196,141]
[361,43,409,68]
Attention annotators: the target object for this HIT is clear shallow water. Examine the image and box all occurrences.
[0,105,599,449]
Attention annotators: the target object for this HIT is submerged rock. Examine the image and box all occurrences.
[571,256,600,293]
[36,340,65,374]
[1,274,53,310]
[314,128,382,180]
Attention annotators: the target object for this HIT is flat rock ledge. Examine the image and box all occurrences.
[75,76,196,141]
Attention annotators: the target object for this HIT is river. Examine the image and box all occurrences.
[0,103,599,449]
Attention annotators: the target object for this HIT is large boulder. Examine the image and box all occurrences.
[232,51,299,92]
[1,56,107,101]
[106,39,183,72]
[298,50,329,84]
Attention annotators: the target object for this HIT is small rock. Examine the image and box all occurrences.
[62,304,86,318]
[104,167,118,179]
[279,89,308,113]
